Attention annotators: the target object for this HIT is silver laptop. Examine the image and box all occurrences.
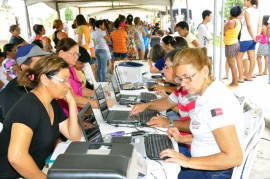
[78,103,146,156]
[95,84,139,125]
[111,75,140,105]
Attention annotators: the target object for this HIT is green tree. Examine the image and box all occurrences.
[64,7,73,23]
[220,0,243,19]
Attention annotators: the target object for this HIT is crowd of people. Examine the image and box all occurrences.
[0,0,269,177]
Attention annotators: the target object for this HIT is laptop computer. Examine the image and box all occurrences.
[95,84,140,125]
[111,75,141,105]
[78,103,146,156]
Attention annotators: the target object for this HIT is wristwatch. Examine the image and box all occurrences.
[169,120,174,127]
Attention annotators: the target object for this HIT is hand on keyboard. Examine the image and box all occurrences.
[146,114,169,128]
[160,149,190,168]
[130,103,148,115]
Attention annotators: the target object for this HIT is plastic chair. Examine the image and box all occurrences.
[231,107,265,179]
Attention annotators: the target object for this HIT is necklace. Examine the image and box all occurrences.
[23,85,29,93]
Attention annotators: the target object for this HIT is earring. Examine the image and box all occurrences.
[204,76,209,84]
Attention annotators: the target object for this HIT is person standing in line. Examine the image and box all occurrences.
[267,18,270,84]
[134,17,146,60]
[223,6,242,88]
[75,15,91,53]
[126,14,138,60]
[52,19,68,48]
[110,19,128,72]
[33,24,53,52]
[175,21,201,48]
[92,20,112,82]
[256,22,268,76]
[9,25,28,48]
[197,10,213,59]
[236,0,261,82]
[142,23,152,60]
[0,55,82,178]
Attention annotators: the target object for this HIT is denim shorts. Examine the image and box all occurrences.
[113,52,128,58]
[135,41,145,52]
[239,40,257,52]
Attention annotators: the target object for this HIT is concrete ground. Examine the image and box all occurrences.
[222,75,270,178]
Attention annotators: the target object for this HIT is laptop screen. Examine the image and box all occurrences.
[111,75,121,102]
[95,85,109,121]
[78,103,102,142]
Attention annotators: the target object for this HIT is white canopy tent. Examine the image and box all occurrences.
[23,0,225,79]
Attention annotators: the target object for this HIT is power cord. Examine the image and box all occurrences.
[150,160,167,179]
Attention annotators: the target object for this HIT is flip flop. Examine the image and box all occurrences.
[238,80,244,83]
[244,78,253,81]
[252,74,257,78]
[226,84,239,89]
[256,74,263,76]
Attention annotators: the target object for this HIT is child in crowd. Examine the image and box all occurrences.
[256,22,269,76]
[2,43,20,79]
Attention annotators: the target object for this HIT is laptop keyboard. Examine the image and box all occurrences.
[140,110,159,125]
[111,136,132,143]
[144,134,173,160]
[140,92,157,103]
[111,111,129,120]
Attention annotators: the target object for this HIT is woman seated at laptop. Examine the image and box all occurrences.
[0,55,82,178]
[55,38,113,116]
[159,48,244,178]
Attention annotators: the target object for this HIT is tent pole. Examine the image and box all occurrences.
[56,2,60,19]
[186,0,189,24]
[219,0,225,80]
[213,0,218,78]
[169,0,174,31]
[23,0,31,40]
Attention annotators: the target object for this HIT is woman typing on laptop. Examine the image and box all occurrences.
[0,55,82,178]
[159,48,244,178]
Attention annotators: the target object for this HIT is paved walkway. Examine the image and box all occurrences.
[222,75,270,178]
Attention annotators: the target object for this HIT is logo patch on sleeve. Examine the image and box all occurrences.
[211,108,223,117]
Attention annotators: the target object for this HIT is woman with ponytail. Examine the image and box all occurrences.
[160,48,244,178]
[0,55,81,178]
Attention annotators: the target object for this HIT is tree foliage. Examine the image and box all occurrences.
[220,0,243,19]
[64,7,73,23]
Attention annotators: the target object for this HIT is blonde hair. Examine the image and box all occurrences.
[172,47,214,82]
[53,19,63,29]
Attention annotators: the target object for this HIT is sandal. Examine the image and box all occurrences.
[244,78,253,81]
[252,74,257,78]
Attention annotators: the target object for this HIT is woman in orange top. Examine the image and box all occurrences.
[110,19,128,72]
[75,15,91,52]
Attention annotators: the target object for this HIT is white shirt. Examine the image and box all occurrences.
[240,7,261,41]
[92,28,109,51]
[190,80,244,157]
[184,33,197,48]
[197,23,212,56]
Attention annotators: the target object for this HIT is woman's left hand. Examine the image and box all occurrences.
[160,149,190,168]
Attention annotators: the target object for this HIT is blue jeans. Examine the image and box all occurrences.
[178,143,191,157]
[95,49,109,82]
[144,46,149,60]
[178,168,233,179]
[268,45,270,84]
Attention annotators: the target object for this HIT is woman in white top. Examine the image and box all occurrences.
[134,17,146,60]
[236,0,261,82]
[160,48,244,178]
[92,20,111,82]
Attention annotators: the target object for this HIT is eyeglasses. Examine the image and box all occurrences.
[174,73,197,84]
[65,51,81,58]
[50,75,69,84]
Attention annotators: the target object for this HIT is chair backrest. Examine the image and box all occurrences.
[231,107,265,179]
[83,63,98,88]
